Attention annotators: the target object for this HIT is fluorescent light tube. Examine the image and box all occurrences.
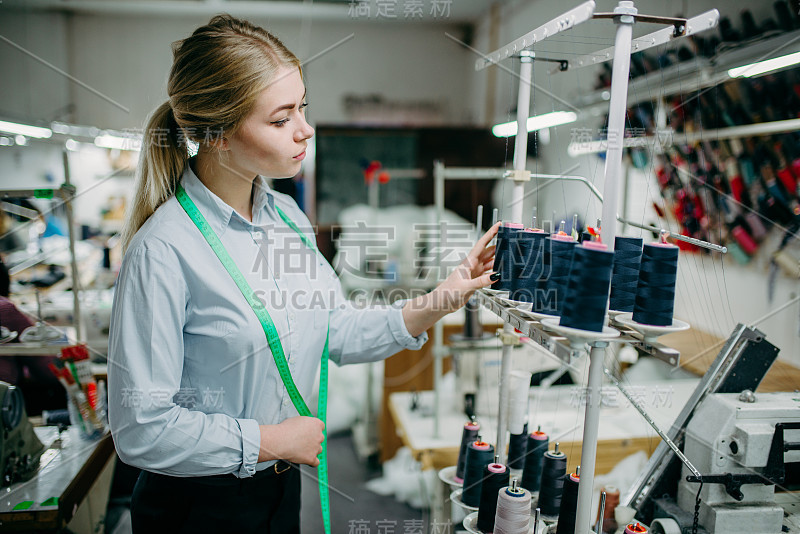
[728,50,800,78]
[94,133,142,151]
[492,111,577,138]
[0,120,52,139]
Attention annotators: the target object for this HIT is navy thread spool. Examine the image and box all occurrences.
[521,429,549,492]
[537,445,568,516]
[491,223,524,291]
[632,242,679,326]
[560,242,615,332]
[507,422,528,470]
[477,463,510,533]
[539,235,576,314]
[555,469,581,534]
[609,236,643,312]
[462,440,495,507]
[455,420,480,483]
[494,482,532,534]
[510,230,549,304]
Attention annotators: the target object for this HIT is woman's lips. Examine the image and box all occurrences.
[293,150,306,161]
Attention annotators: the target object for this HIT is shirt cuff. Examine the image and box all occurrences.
[389,299,429,350]
[237,418,261,478]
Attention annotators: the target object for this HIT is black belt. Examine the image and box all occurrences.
[145,460,295,487]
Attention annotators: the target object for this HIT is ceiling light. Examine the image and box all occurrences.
[492,111,578,138]
[0,120,52,139]
[728,50,800,78]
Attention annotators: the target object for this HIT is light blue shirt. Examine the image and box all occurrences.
[108,159,427,478]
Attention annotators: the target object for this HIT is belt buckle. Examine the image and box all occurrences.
[274,461,291,475]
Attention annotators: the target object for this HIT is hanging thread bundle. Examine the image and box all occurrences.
[632,242,679,326]
[494,482,532,534]
[507,371,531,435]
[492,223,524,291]
[477,463,510,533]
[560,242,615,332]
[462,440,495,507]
[510,230,549,304]
[555,469,581,534]
[540,236,577,315]
[537,445,568,516]
[507,422,528,470]
[455,420,480,483]
[609,236,643,312]
[521,429,549,492]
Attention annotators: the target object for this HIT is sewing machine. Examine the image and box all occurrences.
[0,381,46,486]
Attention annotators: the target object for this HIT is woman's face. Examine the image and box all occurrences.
[226,66,314,179]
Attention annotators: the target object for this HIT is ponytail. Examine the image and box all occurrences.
[120,101,187,252]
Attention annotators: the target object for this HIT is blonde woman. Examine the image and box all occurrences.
[108,14,499,534]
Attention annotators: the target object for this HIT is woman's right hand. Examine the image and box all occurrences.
[259,416,325,466]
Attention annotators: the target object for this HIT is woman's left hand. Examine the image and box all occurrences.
[433,221,500,313]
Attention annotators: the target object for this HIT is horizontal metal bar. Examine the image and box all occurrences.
[476,1,596,71]
[593,12,688,27]
[553,9,719,73]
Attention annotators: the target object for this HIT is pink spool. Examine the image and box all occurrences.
[552,234,575,242]
[504,222,525,229]
[472,441,491,451]
[624,523,648,534]
[732,225,758,255]
[487,463,506,474]
[581,241,608,251]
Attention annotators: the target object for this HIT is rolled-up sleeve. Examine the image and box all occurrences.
[108,245,260,477]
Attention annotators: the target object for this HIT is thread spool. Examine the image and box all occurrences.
[624,523,648,534]
[462,440,495,507]
[494,481,531,534]
[609,236,643,312]
[477,463,510,533]
[539,236,576,314]
[632,242,679,326]
[596,485,620,533]
[492,223,525,291]
[537,444,568,516]
[510,230,549,304]
[731,225,758,255]
[521,429,549,493]
[455,420,480,483]
[555,469,580,534]
[560,242,615,332]
[507,423,528,470]
[507,371,532,435]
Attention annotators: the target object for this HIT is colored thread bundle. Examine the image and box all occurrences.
[537,446,568,516]
[455,420,480,483]
[632,243,679,326]
[494,484,532,534]
[492,223,524,291]
[477,463,510,533]
[597,485,620,534]
[560,242,615,332]
[555,470,581,534]
[609,236,643,312]
[540,236,576,315]
[521,429,549,492]
[507,423,528,470]
[462,440,495,507]
[510,230,549,304]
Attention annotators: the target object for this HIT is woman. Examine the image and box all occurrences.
[108,14,498,534]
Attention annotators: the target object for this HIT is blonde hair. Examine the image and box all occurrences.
[121,14,301,251]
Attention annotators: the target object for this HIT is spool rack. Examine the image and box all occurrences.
[475,290,681,367]
[461,2,721,533]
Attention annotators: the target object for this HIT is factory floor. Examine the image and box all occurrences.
[106,430,424,533]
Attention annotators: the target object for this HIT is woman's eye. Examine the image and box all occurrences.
[272,118,290,126]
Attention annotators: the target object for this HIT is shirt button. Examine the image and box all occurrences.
[282,399,289,407]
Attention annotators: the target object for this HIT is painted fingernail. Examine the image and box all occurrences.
[489,272,501,281]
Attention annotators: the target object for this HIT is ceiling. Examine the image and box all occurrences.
[3,0,495,23]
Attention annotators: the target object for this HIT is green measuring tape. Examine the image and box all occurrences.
[175,184,331,534]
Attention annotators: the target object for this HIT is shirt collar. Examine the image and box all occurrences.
[180,157,276,236]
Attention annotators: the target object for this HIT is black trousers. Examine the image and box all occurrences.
[130,462,301,534]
